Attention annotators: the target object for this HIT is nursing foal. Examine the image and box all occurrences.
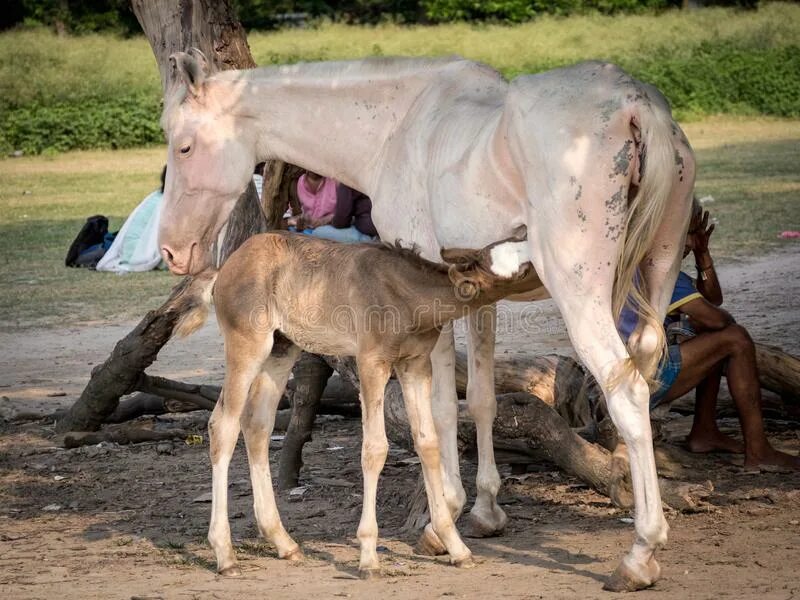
[178,231,534,578]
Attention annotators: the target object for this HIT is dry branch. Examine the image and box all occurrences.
[63,427,189,448]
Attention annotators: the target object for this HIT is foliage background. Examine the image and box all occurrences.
[0,2,797,154]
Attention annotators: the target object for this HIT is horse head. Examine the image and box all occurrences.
[159,49,257,275]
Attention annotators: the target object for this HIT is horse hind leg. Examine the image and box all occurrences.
[557,293,667,591]
[240,343,304,562]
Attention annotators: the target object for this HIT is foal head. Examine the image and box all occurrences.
[158,49,258,275]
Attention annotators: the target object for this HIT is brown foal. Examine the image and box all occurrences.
[178,231,537,578]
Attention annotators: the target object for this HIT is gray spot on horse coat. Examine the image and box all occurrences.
[597,99,620,124]
[610,140,633,179]
[605,185,626,216]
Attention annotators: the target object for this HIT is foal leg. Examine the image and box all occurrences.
[241,345,304,561]
[355,357,392,578]
[465,305,507,537]
[416,324,467,555]
[208,330,274,576]
[396,355,473,567]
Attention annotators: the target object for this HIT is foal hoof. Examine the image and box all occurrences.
[218,566,242,578]
[451,554,475,569]
[282,546,304,562]
[603,558,660,592]
[414,527,447,556]
[358,567,381,580]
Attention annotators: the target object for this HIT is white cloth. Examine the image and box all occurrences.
[96,190,164,273]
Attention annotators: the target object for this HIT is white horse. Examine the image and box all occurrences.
[157,50,695,591]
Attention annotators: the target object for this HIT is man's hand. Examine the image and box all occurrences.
[688,209,715,265]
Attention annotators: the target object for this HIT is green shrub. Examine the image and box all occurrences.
[1,95,163,154]
[624,42,800,118]
[2,4,798,154]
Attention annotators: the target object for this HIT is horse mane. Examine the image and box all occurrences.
[374,240,451,276]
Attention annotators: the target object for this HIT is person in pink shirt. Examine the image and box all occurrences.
[290,171,376,242]
[293,171,338,229]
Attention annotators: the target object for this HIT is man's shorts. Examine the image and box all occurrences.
[650,343,682,409]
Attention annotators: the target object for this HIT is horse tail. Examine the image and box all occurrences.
[611,99,677,386]
[174,270,218,338]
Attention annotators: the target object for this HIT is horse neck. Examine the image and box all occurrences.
[215,60,453,193]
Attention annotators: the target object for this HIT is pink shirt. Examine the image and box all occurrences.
[297,175,338,221]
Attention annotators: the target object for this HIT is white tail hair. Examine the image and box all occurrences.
[611,102,677,386]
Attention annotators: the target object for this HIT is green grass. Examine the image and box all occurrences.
[0,117,797,330]
[1,3,799,153]
[0,148,174,329]
[684,117,800,258]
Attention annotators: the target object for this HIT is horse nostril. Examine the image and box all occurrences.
[161,246,175,264]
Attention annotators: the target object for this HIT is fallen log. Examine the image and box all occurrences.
[755,342,800,402]
[105,393,202,423]
[63,427,189,448]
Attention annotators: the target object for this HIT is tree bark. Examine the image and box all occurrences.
[131,0,255,94]
[755,342,800,402]
[58,0,262,433]
[56,277,199,432]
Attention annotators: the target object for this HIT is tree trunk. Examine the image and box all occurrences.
[57,1,262,433]
[131,0,255,94]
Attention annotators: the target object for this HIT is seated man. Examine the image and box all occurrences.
[620,204,799,470]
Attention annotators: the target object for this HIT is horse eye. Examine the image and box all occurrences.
[180,145,191,155]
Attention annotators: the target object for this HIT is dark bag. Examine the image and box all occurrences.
[65,215,108,267]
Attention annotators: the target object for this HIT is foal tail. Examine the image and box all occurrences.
[612,99,677,385]
[173,270,218,338]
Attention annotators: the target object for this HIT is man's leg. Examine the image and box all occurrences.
[663,326,799,469]
[685,362,744,454]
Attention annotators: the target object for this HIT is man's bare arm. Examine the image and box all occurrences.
[678,297,734,332]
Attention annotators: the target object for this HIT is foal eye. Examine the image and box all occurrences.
[180,145,191,155]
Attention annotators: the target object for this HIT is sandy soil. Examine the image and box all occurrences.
[1,250,799,599]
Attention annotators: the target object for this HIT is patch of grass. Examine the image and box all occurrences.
[683,117,800,258]
[0,147,174,329]
[1,4,800,153]
[0,117,796,330]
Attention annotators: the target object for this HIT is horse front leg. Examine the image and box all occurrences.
[464,304,507,538]
[416,324,468,556]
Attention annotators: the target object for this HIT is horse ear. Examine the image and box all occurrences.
[187,47,212,76]
[169,51,206,98]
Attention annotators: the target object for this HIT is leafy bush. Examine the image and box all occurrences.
[624,42,800,118]
[1,96,163,154]
[2,4,798,153]
[421,0,673,23]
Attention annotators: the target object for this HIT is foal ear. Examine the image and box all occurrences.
[169,51,207,98]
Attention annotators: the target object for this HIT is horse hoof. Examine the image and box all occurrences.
[464,511,506,539]
[414,528,447,556]
[452,555,475,569]
[359,567,381,580]
[603,559,659,592]
[218,566,242,577]
[282,546,304,562]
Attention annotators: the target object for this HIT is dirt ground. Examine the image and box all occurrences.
[1,250,799,599]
